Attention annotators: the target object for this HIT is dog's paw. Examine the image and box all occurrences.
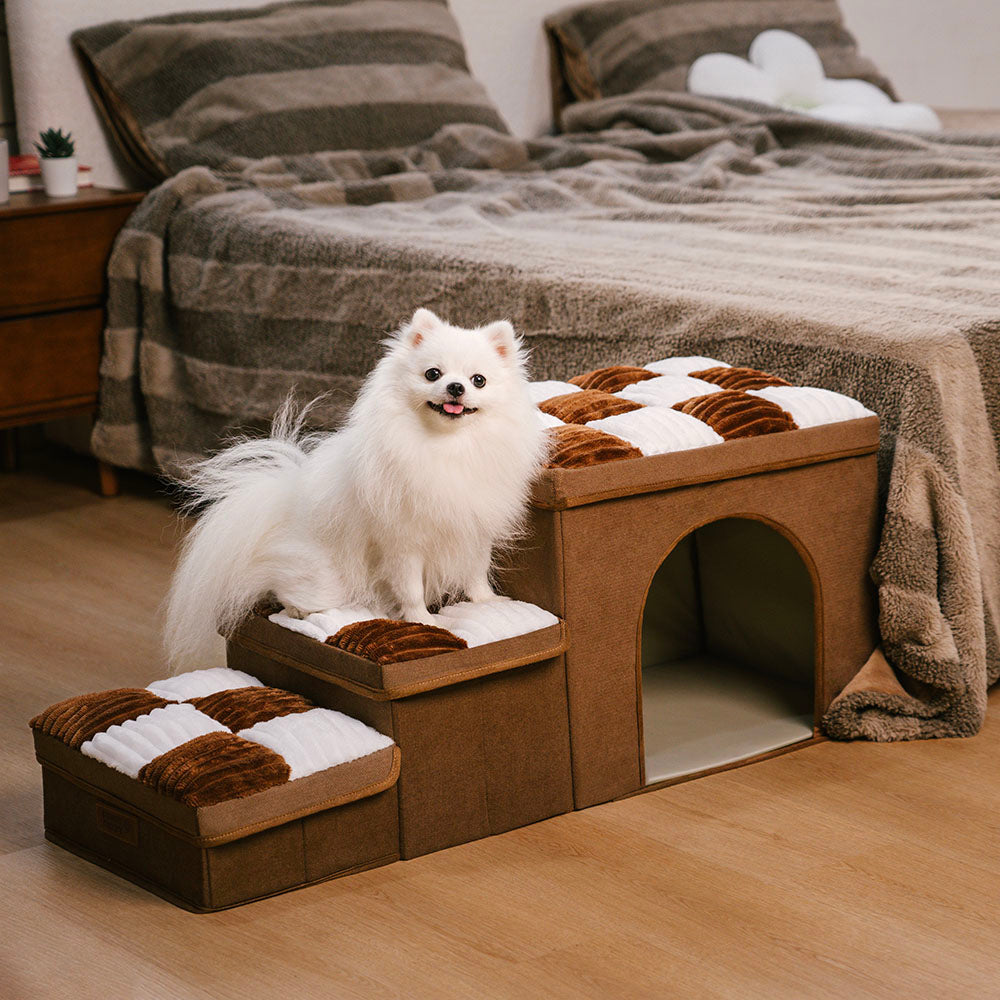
[281,604,307,619]
[466,583,508,603]
[402,607,438,626]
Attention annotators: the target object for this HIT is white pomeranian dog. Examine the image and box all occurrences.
[164,308,548,671]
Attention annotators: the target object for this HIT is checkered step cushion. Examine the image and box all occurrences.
[30,668,394,807]
[535,356,874,468]
[271,598,559,648]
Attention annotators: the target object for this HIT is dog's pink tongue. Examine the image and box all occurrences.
[443,401,464,414]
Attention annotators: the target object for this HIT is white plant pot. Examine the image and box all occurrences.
[40,156,78,197]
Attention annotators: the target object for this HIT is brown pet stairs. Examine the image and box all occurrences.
[31,354,881,910]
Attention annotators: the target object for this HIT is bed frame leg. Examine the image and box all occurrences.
[97,461,120,498]
[1,428,16,472]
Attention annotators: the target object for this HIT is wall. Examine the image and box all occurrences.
[0,3,15,149]
[0,0,996,149]
[839,0,1000,106]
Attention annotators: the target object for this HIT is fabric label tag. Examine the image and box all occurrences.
[96,802,139,846]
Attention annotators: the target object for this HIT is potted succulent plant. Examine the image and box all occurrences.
[35,128,77,197]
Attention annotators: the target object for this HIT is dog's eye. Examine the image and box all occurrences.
[471,374,486,388]
[424,368,442,382]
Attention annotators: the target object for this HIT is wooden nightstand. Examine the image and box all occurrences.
[0,186,144,496]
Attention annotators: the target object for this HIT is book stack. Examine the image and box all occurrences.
[9,155,93,193]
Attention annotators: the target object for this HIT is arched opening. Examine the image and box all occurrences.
[640,517,816,784]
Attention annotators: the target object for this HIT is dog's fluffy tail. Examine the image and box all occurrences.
[163,398,317,673]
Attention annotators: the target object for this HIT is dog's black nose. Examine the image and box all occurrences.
[446,382,465,398]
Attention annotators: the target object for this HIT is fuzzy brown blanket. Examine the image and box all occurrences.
[94,92,1000,742]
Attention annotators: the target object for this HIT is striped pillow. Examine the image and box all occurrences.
[72,0,509,181]
[545,0,895,117]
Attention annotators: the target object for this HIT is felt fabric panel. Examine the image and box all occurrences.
[568,366,659,393]
[328,619,468,664]
[749,385,876,428]
[29,689,170,749]
[644,356,731,376]
[529,452,879,807]
[539,388,644,424]
[383,651,573,858]
[673,391,798,439]
[546,424,643,469]
[690,366,791,391]
[189,686,313,732]
[588,405,725,455]
[35,741,400,911]
[147,667,263,702]
[238,707,395,780]
[80,703,229,778]
[138,730,291,806]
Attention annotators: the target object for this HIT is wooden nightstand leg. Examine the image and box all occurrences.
[97,460,120,497]
[1,428,17,471]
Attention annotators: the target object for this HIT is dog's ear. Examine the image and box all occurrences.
[484,320,517,361]
[405,308,442,347]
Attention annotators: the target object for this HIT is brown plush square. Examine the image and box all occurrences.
[546,424,643,468]
[540,389,644,424]
[327,619,468,665]
[673,390,797,439]
[138,730,291,806]
[568,366,659,393]
[689,366,791,391]
[29,689,170,749]
[188,686,314,732]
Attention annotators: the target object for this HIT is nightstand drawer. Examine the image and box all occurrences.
[0,202,137,317]
[0,309,103,421]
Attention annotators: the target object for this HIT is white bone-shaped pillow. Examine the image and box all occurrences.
[688,30,941,132]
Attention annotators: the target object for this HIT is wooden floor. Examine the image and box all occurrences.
[3,448,1000,1000]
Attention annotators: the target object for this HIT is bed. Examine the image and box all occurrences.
[7,0,1000,744]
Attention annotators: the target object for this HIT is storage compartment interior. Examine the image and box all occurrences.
[640,517,815,784]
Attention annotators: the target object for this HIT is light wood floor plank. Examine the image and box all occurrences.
[2,450,998,999]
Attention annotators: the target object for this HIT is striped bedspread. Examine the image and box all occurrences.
[95,92,1000,743]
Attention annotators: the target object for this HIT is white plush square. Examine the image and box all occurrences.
[270,605,381,642]
[239,708,394,780]
[267,614,328,641]
[434,599,559,647]
[536,409,566,429]
[749,386,875,428]
[588,406,724,455]
[147,667,263,702]
[617,374,723,407]
[644,356,731,376]
[80,704,227,778]
[527,380,581,404]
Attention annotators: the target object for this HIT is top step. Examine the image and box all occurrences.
[527,358,879,509]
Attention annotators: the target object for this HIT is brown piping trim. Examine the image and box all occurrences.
[546,23,601,103]
[533,440,879,510]
[630,511,826,788]
[625,513,826,795]
[619,735,824,799]
[71,46,167,183]
[43,830,399,914]
[36,746,401,848]
[230,625,569,700]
